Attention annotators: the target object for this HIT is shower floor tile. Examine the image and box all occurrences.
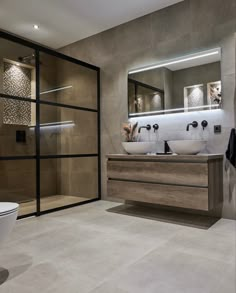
[19,195,91,216]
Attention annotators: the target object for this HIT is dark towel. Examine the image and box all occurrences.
[226,128,236,168]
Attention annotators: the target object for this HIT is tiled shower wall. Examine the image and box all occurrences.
[60,0,236,219]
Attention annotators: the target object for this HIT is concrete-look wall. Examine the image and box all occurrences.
[131,69,164,90]
[60,0,236,219]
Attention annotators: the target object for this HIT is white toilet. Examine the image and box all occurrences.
[0,202,19,245]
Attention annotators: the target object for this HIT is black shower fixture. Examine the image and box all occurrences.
[18,53,36,65]
[201,120,208,130]
[153,124,159,132]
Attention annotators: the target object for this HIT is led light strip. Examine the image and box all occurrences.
[29,121,75,128]
[128,49,220,74]
[129,104,220,117]
[40,85,72,95]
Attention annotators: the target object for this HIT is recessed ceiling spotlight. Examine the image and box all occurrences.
[33,24,39,30]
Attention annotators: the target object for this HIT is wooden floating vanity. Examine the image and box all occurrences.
[107,154,223,211]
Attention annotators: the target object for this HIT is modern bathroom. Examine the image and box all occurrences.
[0,0,235,292]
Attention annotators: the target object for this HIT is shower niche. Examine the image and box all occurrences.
[0,32,100,217]
[2,58,36,126]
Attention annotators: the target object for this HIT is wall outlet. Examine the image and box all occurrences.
[214,125,221,133]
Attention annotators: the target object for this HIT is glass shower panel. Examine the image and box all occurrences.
[0,33,99,218]
[39,52,97,110]
[0,37,36,100]
[39,104,98,155]
[0,159,36,216]
[0,97,36,156]
[40,157,98,211]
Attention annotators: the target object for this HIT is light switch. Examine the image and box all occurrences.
[214,125,221,133]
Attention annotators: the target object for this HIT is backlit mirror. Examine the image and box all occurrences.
[128,48,221,117]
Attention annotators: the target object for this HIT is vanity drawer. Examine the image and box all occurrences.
[107,160,208,187]
[108,180,209,211]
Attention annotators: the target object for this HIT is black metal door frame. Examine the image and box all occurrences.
[0,30,101,219]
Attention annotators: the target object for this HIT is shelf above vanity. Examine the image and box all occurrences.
[107,154,223,211]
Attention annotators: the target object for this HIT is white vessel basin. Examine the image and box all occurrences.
[168,140,207,155]
[122,142,156,154]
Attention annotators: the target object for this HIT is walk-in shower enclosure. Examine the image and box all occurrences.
[0,31,100,218]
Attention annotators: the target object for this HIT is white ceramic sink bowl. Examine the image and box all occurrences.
[122,142,156,154]
[168,140,207,155]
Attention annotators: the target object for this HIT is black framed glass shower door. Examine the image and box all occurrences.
[0,31,101,218]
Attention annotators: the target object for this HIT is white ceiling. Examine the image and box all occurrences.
[0,0,183,49]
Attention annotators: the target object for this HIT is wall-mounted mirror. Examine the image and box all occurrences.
[128,48,221,117]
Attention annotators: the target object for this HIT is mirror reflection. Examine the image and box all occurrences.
[128,49,221,117]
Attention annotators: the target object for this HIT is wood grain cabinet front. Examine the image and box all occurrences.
[107,160,208,187]
[107,155,223,211]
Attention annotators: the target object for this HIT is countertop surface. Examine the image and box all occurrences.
[106,154,224,162]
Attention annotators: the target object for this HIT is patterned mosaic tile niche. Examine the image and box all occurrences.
[3,62,32,125]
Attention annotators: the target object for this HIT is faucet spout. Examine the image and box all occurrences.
[138,124,151,133]
[186,123,191,131]
[186,121,198,131]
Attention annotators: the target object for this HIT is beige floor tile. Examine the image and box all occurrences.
[162,228,236,264]
[93,248,232,293]
[0,201,235,293]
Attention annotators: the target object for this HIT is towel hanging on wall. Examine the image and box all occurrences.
[225,128,236,168]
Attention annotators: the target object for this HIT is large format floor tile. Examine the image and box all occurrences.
[0,201,235,293]
[91,249,234,293]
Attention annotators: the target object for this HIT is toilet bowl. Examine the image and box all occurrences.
[0,202,19,245]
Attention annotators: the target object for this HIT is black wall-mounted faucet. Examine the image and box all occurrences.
[186,121,198,131]
[138,124,151,133]
[201,120,208,130]
[153,124,159,132]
